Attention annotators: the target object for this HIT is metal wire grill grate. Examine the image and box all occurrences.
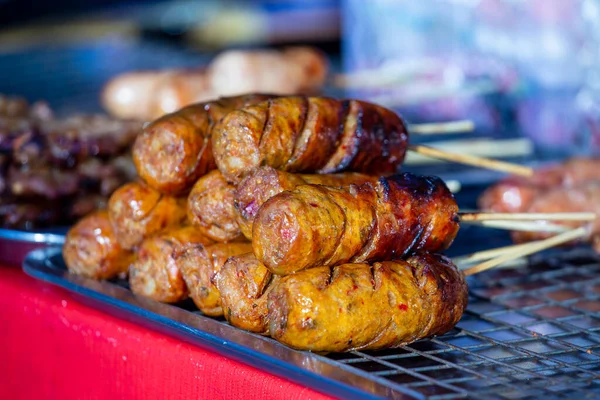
[320,249,600,399]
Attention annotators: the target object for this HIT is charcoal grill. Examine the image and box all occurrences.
[23,245,600,400]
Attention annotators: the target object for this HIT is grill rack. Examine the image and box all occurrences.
[23,246,600,400]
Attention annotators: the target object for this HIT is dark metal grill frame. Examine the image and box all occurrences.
[23,246,600,400]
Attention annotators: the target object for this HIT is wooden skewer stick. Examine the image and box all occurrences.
[408,144,534,177]
[460,212,597,222]
[454,242,543,265]
[463,227,589,276]
[409,120,475,135]
[462,220,571,233]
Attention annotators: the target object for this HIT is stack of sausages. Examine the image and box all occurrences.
[64,94,468,352]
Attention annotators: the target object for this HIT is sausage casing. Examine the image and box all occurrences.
[234,166,377,239]
[212,96,409,183]
[133,94,275,194]
[187,170,241,242]
[213,253,280,333]
[178,242,253,316]
[129,225,214,303]
[511,183,600,248]
[478,157,600,213]
[268,253,468,352]
[108,181,187,250]
[253,173,459,275]
[63,210,135,279]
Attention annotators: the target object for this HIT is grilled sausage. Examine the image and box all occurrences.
[213,253,281,333]
[187,170,241,242]
[101,70,215,121]
[211,96,409,183]
[101,47,327,121]
[234,166,377,239]
[511,183,600,251]
[268,252,468,352]
[63,210,135,279]
[478,157,600,213]
[208,47,328,98]
[133,94,275,194]
[253,173,459,275]
[129,225,214,303]
[108,181,187,250]
[178,242,253,316]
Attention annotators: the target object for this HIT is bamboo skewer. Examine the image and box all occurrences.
[460,212,597,222]
[409,120,475,135]
[454,242,536,265]
[462,227,589,276]
[408,144,534,177]
[462,220,571,233]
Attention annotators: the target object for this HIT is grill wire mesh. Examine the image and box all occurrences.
[320,249,600,399]
[7,40,600,399]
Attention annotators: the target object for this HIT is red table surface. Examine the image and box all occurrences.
[0,266,334,400]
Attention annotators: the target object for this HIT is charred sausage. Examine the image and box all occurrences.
[178,242,253,316]
[213,253,281,333]
[187,170,241,242]
[234,166,377,239]
[108,181,187,250]
[268,252,467,352]
[253,173,459,275]
[129,225,214,303]
[211,96,409,183]
[133,94,275,194]
[63,210,135,279]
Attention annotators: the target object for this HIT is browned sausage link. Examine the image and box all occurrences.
[253,173,459,275]
[510,183,600,248]
[211,96,409,183]
[268,252,467,352]
[234,166,377,239]
[63,210,135,279]
[129,225,214,303]
[108,181,187,250]
[213,253,280,333]
[187,170,242,242]
[133,94,275,194]
[178,242,253,316]
[478,157,600,214]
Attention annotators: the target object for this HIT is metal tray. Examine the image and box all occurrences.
[24,246,600,399]
[0,228,65,266]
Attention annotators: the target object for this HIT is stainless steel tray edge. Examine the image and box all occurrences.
[0,228,66,266]
[23,247,425,400]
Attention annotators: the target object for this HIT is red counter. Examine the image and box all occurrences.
[0,266,332,400]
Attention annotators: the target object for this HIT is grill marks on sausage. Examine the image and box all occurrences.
[135,94,274,193]
[212,97,409,183]
[267,253,468,352]
[253,173,459,275]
